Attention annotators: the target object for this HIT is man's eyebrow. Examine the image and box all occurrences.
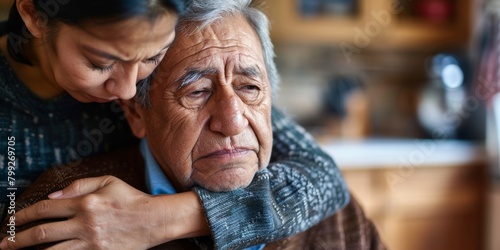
[238,66,262,78]
[176,68,218,90]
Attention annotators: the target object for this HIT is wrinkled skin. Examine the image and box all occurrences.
[123,14,273,192]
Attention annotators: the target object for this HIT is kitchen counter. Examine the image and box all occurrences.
[321,138,489,250]
[320,138,488,170]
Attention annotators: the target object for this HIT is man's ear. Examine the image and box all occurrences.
[119,99,147,138]
[17,0,45,38]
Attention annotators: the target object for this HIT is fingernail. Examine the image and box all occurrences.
[48,190,63,199]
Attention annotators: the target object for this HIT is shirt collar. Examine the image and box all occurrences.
[140,139,177,195]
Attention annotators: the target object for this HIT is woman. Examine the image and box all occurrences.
[0,0,349,249]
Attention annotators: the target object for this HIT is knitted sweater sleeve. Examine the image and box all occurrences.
[193,106,350,250]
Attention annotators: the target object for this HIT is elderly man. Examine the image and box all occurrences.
[126,8,274,193]
[1,0,384,249]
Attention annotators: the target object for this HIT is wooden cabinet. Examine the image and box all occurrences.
[0,0,12,9]
[263,0,475,50]
[0,0,13,20]
[341,162,487,250]
[320,139,488,250]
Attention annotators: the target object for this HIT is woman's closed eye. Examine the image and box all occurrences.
[144,55,161,65]
[144,50,167,65]
[90,61,115,73]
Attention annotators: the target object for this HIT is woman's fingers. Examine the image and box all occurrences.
[15,199,76,226]
[45,239,89,250]
[48,175,117,199]
[0,176,158,249]
[0,220,79,250]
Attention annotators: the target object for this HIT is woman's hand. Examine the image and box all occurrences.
[0,176,209,250]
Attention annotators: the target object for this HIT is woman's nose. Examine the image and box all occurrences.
[105,63,139,100]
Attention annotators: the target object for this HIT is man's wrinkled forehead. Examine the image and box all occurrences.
[153,14,265,84]
[176,15,260,53]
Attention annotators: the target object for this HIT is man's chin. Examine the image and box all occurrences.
[193,169,256,192]
[210,182,251,192]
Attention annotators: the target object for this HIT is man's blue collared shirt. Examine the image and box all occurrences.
[140,139,265,250]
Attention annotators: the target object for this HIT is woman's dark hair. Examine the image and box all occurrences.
[0,0,186,65]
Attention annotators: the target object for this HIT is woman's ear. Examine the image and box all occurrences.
[118,100,147,138]
[17,0,45,38]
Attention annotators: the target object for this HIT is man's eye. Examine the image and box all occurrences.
[239,84,261,94]
[181,88,212,109]
[237,84,262,103]
[188,89,210,98]
[242,85,260,91]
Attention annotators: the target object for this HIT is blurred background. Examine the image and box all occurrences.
[0,0,499,249]
[261,0,497,249]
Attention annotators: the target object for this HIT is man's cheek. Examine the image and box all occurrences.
[260,125,273,168]
[176,162,195,188]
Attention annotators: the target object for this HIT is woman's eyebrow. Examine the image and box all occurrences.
[152,42,173,57]
[82,42,172,61]
[81,45,124,61]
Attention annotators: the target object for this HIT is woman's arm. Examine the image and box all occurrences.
[0,107,349,250]
[194,106,350,249]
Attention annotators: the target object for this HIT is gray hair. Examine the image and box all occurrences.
[136,0,280,107]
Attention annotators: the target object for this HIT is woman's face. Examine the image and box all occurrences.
[40,14,177,102]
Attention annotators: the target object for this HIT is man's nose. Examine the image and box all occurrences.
[209,91,248,136]
[105,63,139,100]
